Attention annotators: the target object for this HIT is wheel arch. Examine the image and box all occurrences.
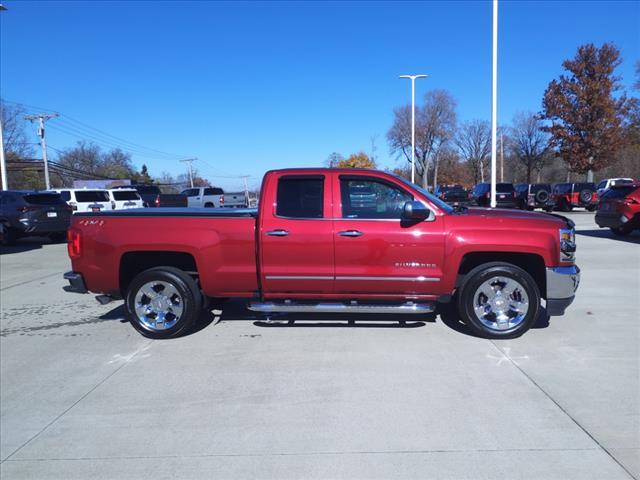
[456,252,547,298]
[119,251,198,296]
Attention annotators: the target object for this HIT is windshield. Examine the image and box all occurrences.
[395,176,454,213]
[112,191,140,201]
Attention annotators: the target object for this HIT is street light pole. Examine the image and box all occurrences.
[490,0,499,208]
[399,74,428,184]
[0,4,8,190]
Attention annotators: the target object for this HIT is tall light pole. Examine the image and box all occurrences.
[0,4,8,190]
[490,0,499,207]
[399,74,428,184]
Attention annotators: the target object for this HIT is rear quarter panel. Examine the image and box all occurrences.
[71,216,257,297]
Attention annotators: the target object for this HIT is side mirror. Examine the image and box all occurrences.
[402,201,431,221]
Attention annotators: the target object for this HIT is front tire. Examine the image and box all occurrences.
[125,267,203,339]
[457,262,540,339]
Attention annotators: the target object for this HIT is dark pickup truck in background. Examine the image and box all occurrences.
[115,185,187,208]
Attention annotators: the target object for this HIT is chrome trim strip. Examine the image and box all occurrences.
[546,266,580,299]
[248,301,435,314]
[265,275,334,280]
[336,276,440,282]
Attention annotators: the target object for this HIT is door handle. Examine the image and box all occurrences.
[266,229,289,237]
[338,230,364,237]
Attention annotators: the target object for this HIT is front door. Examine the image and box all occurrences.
[333,175,445,296]
[259,174,334,295]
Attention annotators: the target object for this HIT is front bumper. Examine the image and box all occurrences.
[63,271,88,294]
[545,266,580,316]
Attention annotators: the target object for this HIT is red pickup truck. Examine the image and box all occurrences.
[63,169,580,339]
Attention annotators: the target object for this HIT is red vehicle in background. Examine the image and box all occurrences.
[595,181,640,236]
[551,182,599,211]
[63,169,580,340]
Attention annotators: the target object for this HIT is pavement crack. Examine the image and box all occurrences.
[0,340,154,464]
[489,341,637,480]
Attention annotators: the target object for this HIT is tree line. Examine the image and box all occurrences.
[330,43,640,188]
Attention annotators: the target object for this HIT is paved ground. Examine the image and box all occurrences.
[1,212,638,479]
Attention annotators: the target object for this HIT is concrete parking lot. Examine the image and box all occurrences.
[1,212,638,480]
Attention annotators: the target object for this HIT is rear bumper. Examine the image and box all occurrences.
[545,266,580,316]
[63,271,88,294]
[595,211,639,229]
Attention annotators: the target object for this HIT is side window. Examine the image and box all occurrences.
[276,176,324,219]
[59,191,71,201]
[340,178,412,219]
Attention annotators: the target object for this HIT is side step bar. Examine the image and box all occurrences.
[248,301,434,314]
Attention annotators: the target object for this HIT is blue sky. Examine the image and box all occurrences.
[1,0,638,190]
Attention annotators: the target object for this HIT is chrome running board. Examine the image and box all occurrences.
[248,301,434,314]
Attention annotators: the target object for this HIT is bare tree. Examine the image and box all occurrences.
[509,112,550,183]
[388,89,457,189]
[455,120,491,184]
[325,152,345,167]
[1,100,34,158]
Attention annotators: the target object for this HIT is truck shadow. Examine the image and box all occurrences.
[576,229,640,244]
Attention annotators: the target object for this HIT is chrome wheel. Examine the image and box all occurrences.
[472,276,529,331]
[134,281,184,331]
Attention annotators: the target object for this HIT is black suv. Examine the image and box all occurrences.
[514,183,553,211]
[434,185,469,206]
[469,183,517,208]
[0,191,72,244]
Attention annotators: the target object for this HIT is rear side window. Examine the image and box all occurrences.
[75,191,110,202]
[113,191,140,201]
[276,176,324,218]
[181,189,199,197]
[23,193,64,205]
[340,177,412,219]
[204,188,224,195]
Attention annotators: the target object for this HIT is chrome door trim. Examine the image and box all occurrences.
[335,276,440,282]
[265,275,334,280]
[265,229,290,237]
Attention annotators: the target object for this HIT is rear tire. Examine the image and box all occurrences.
[586,205,597,212]
[125,267,203,339]
[457,262,540,339]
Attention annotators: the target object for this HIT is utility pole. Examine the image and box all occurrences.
[25,113,59,190]
[180,158,197,188]
[399,74,428,184]
[240,175,250,206]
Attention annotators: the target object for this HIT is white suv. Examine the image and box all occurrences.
[107,189,144,210]
[181,187,225,208]
[55,189,110,213]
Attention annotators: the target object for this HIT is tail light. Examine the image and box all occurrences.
[512,191,516,198]
[155,195,161,207]
[67,229,81,258]
[219,195,224,206]
[485,192,491,198]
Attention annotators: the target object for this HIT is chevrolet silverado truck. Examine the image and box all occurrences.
[63,168,580,339]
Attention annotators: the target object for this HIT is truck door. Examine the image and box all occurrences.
[259,173,334,295]
[332,174,445,296]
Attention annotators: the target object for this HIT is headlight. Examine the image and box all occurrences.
[559,227,576,262]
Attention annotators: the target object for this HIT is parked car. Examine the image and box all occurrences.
[0,190,72,244]
[224,191,249,208]
[55,188,110,213]
[113,185,187,208]
[469,183,518,208]
[434,185,469,207]
[63,168,580,340]
[595,181,640,236]
[514,183,553,211]
[551,182,598,211]
[107,189,144,210]
[181,187,225,208]
[596,178,633,198]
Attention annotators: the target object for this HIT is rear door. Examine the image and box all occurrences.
[259,173,334,295]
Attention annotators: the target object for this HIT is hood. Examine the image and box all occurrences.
[455,207,572,229]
